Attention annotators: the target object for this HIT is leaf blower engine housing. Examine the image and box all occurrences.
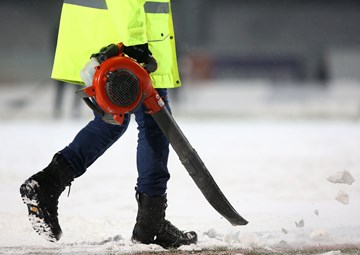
[78,43,165,125]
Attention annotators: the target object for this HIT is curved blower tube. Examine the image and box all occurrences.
[77,44,248,226]
[152,108,248,226]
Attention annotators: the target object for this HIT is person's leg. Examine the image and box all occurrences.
[134,89,170,196]
[20,113,131,241]
[61,113,131,177]
[132,89,197,248]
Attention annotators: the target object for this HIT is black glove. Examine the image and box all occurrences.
[123,43,157,73]
[123,43,151,63]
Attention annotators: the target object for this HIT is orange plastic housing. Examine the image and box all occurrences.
[82,54,164,124]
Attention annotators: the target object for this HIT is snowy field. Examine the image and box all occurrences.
[1,117,360,255]
[0,81,360,254]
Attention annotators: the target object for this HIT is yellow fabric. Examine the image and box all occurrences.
[106,0,147,46]
[52,0,181,88]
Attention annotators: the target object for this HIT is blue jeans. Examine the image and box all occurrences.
[61,89,170,196]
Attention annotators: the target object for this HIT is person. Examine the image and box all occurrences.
[19,0,197,249]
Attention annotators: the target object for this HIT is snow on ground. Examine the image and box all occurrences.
[0,117,360,254]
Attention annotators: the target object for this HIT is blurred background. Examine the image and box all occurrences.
[0,0,360,120]
[1,2,360,252]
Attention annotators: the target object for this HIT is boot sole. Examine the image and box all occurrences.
[132,228,198,249]
[20,180,61,242]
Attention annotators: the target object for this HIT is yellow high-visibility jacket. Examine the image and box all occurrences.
[52,0,181,88]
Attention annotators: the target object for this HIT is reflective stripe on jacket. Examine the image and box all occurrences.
[51,0,181,88]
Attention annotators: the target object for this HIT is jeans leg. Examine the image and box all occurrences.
[60,113,131,177]
[134,89,171,196]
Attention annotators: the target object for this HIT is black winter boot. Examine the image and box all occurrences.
[132,192,197,249]
[20,153,75,242]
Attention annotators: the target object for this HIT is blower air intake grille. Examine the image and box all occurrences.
[106,69,140,107]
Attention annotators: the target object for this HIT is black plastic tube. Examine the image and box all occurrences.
[151,108,248,226]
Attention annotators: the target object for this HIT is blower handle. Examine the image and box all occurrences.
[90,42,157,73]
[144,55,157,73]
[90,43,124,64]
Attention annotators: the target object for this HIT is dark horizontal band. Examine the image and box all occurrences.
[64,0,108,9]
[144,1,169,14]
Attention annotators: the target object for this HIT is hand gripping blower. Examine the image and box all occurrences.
[77,43,248,226]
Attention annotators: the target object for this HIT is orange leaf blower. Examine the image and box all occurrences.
[77,43,163,125]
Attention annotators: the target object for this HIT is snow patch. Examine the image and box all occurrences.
[317,251,342,255]
[310,229,330,241]
[223,231,241,243]
[178,243,202,252]
[295,219,304,228]
[204,228,222,240]
[327,170,355,185]
[335,190,350,205]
